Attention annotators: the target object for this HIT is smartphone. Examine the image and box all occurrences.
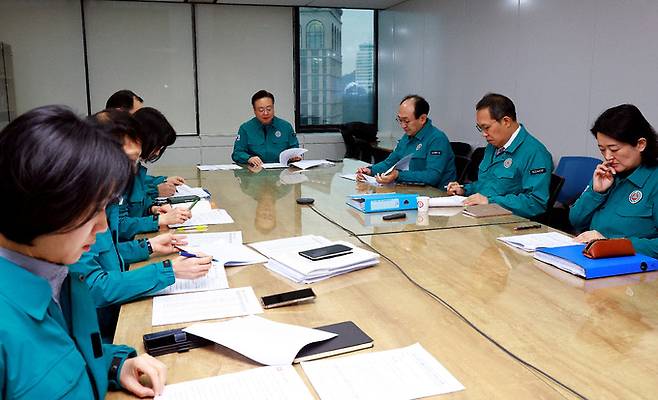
[382,212,406,220]
[299,244,353,261]
[168,195,200,204]
[261,288,316,309]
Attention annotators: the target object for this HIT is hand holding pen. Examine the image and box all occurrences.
[445,181,465,196]
[170,249,213,279]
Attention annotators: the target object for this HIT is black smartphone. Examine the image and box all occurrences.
[168,195,200,204]
[383,212,406,220]
[299,244,353,261]
[261,288,316,309]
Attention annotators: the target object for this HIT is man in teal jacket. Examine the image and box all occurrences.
[357,95,456,187]
[0,105,166,398]
[232,90,300,166]
[447,93,553,218]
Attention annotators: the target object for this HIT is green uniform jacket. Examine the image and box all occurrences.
[231,116,299,164]
[144,172,166,198]
[464,125,553,218]
[570,165,658,257]
[0,257,135,399]
[370,119,456,187]
[73,202,175,340]
[118,165,159,241]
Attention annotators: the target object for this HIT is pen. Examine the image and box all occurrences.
[513,223,542,231]
[444,184,464,189]
[176,246,218,262]
[187,198,200,210]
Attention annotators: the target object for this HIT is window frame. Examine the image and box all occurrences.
[293,7,378,133]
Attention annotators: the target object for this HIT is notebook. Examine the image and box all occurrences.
[294,321,373,363]
[462,203,513,217]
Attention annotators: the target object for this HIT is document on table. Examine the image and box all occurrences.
[248,235,330,258]
[383,153,413,176]
[184,231,243,247]
[340,173,380,186]
[301,343,464,400]
[197,164,242,171]
[290,159,334,170]
[184,315,336,366]
[157,261,228,295]
[279,148,308,164]
[199,243,269,267]
[174,184,210,198]
[429,196,467,207]
[151,287,262,326]
[498,231,576,252]
[262,162,288,169]
[155,365,313,400]
[172,199,212,212]
[169,209,234,228]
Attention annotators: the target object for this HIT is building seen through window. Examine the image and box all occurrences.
[298,8,375,130]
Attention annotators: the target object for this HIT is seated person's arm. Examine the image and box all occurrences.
[118,200,159,241]
[568,182,609,232]
[369,149,401,176]
[397,140,452,186]
[487,151,553,218]
[231,126,251,164]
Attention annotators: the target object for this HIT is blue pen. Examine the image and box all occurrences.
[176,247,218,262]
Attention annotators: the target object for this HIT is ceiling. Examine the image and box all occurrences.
[134,0,407,10]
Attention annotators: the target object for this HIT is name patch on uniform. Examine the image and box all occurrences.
[530,168,546,175]
[629,190,643,204]
[430,150,442,156]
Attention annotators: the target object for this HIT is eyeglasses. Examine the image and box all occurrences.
[475,120,499,133]
[396,116,415,126]
[256,107,273,114]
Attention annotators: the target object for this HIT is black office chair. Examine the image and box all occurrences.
[465,147,485,182]
[340,122,378,162]
[532,173,565,225]
[450,141,472,158]
[454,155,470,183]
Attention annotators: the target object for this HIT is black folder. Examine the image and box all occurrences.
[293,321,373,363]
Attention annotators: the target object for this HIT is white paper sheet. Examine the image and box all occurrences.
[184,315,336,366]
[262,162,288,169]
[169,209,234,228]
[172,199,212,212]
[498,232,576,252]
[429,196,467,207]
[197,164,243,171]
[383,153,413,176]
[187,242,268,267]
[302,343,464,400]
[174,184,210,198]
[248,235,330,258]
[290,159,334,170]
[151,287,263,326]
[157,262,229,295]
[155,366,313,400]
[184,231,243,247]
[279,148,308,164]
[340,173,381,186]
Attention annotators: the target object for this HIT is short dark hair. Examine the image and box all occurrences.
[591,104,658,166]
[400,95,430,119]
[0,105,131,244]
[92,109,142,144]
[476,93,517,121]
[106,90,143,110]
[251,90,275,107]
[133,107,176,162]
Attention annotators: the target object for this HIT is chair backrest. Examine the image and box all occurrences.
[454,155,470,183]
[554,156,601,205]
[547,173,565,210]
[465,147,485,182]
[340,122,378,162]
[450,141,472,158]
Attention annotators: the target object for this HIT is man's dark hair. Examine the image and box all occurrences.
[251,90,275,107]
[400,95,430,119]
[92,108,143,144]
[591,104,658,166]
[133,107,176,163]
[106,90,143,110]
[0,105,131,244]
[476,93,517,121]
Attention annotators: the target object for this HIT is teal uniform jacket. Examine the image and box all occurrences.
[370,119,456,187]
[0,257,136,399]
[74,203,175,340]
[144,173,166,198]
[570,165,658,257]
[231,116,299,164]
[464,125,553,218]
[118,165,159,241]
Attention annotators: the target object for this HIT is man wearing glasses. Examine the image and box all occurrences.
[232,90,300,167]
[356,94,456,187]
[446,93,553,218]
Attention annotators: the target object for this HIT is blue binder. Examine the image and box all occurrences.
[346,193,418,213]
[534,244,658,279]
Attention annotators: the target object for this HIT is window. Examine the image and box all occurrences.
[295,7,376,132]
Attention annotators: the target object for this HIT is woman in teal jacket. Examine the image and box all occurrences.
[0,106,166,398]
[570,104,658,257]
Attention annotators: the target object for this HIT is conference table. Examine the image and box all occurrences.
[108,159,658,399]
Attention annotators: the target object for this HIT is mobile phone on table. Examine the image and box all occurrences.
[382,212,406,220]
[261,288,316,309]
[299,244,353,261]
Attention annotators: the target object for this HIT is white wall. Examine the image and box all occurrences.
[378,0,658,162]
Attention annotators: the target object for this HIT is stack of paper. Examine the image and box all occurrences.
[169,209,234,228]
[262,148,309,168]
[184,315,337,365]
[155,366,313,400]
[429,196,466,207]
[174,184,210,198]
[158,260,229,295]
[301,343,464,400]
[197,164,242,171]
[498,232,576,252]
[249,235,379,283]
[340,173,381,186]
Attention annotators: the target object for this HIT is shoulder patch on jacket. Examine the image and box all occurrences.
[530,168,546,175]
